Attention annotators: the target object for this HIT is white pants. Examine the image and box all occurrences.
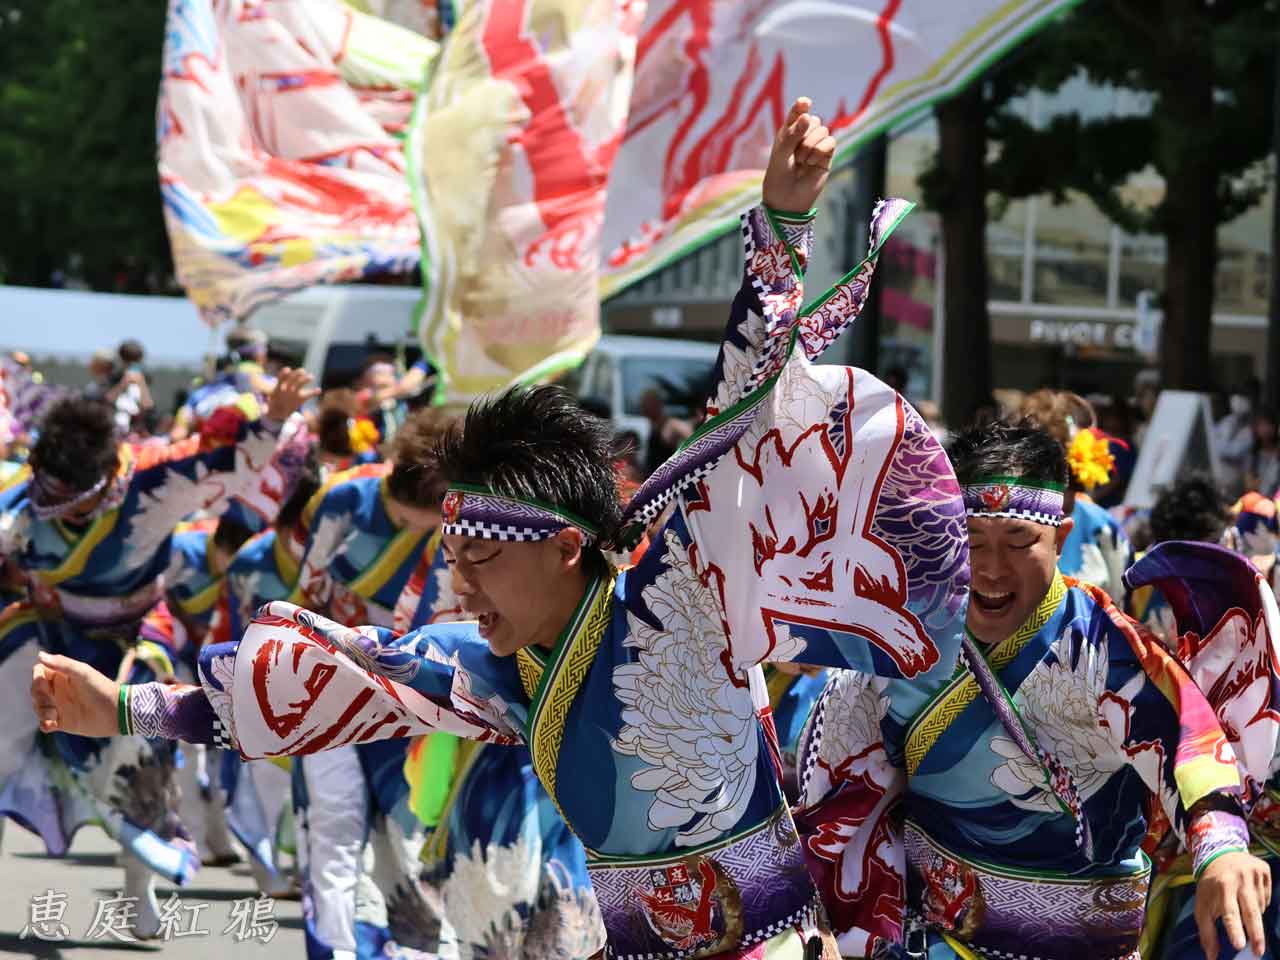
[231,758,294,895]
[176,744,237,860]
[299,747,370,953]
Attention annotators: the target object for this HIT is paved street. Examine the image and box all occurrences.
[0,825,303,959]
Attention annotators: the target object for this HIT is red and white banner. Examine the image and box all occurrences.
[407,0,645,402]
[600,0,1081,296]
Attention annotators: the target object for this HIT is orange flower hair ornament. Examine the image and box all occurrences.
[1067,427,1119,491]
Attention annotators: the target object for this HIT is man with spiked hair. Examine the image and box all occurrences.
[37,99,971,957]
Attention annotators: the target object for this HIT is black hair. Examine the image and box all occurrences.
[613,429,641,464]
[434,385,622,578]
[1149,474,1229,545]
[316,407,355,457]
[277,451,324,535]
[386,408,453,508]
[118,339,145,366]
[212,514,255,555]
[225,327,267,355]
[945,418,1069,489]
[31,397,120,493]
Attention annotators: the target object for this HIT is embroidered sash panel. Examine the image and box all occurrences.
[904,820,1147,960]
[587,808,817,960]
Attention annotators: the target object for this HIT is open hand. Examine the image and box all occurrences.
[266,368,319,423]
[1196,849,1271,957]
[31,651,120,738]
[762,97,837,214]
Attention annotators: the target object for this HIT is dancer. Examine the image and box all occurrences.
[1020,389,1133,599]
[1,369,314,934]
[1123,487,1280,959]
[286,409,450,960]
[160,513,255,866]
[212,456,326,898]
[395,514,603,958]
[33,100,973,957]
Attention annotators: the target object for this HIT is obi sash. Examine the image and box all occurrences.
[904,820,1148,960]
[587,807,819,960]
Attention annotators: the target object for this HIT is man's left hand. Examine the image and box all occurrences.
[1195,850,1271,957]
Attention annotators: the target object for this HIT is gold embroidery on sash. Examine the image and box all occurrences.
[905,572,1067,776]
[516,646,545,701]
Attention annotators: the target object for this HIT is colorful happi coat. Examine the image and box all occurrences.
[796,561,1250,960]
[221,527,303,643]
[399,538,605,959]
[0,413,284,883]
[127,199,979,958]
[224,410,313,535]
[1060,493,1132,602]
[162,524,225,663]
[293,463,427,634]
[175,361,275,437]
[1124,542,1280,960]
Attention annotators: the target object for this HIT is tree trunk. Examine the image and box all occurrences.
[936,84,993,428]
[1155,3,1217,392]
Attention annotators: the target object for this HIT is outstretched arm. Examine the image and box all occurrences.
[33,601,519,753]
[130,369,318,522]
[1100,600,1265,957]
[705,99,832,418]
[620,101,954,684]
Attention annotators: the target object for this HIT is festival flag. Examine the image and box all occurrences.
[600,0,1083,296]
[158,0,438,323]
[405,0,645,403]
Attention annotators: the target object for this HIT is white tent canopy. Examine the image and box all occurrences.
[0,285,211,367]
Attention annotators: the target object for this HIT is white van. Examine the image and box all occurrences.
[251,292,719,453]
[248,284,424,386]
[563,334,719,464]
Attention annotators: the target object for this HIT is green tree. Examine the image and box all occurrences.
[985,0,1277,392]
[921,0,1276,419]
[0,0,171,290]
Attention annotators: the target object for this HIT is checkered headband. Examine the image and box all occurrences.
[440,483,599,546]
[961,476,1066,527]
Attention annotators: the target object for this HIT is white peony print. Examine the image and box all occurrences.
[990,635,1137,812]
[441,835,540,959]
[612,530,759,847]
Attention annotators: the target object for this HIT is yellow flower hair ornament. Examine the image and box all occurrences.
[348,416,380,455]
[1068,427,1117,491]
